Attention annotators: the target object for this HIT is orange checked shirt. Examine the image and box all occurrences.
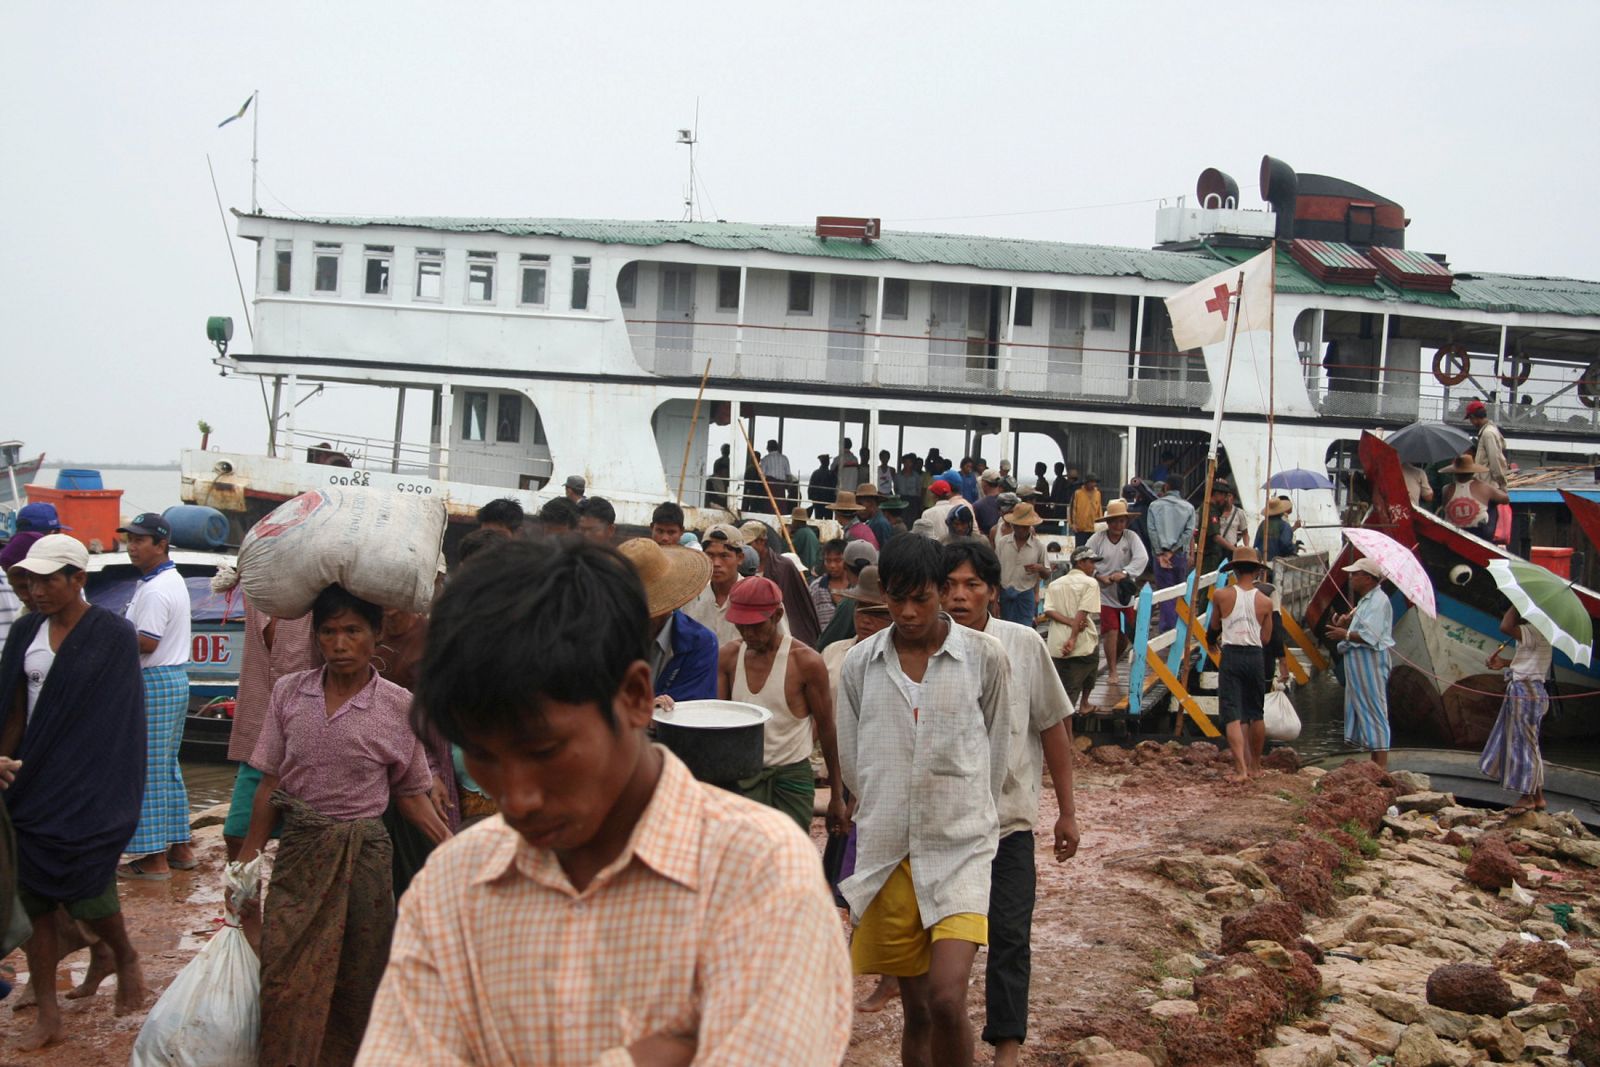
[354,747,853,1067]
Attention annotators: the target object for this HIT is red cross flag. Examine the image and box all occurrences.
[1163,248,1274,351]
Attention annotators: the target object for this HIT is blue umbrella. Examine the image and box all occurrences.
[1265,468,1335,491]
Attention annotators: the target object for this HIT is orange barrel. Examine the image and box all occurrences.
[24,484,125,551]
[1530,546,1574,579]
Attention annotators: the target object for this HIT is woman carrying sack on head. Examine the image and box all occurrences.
[236,584,451,1067]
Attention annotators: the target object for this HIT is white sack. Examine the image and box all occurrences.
[1263,681,1302,742]
[130,858,263,1067]
[235,488,446,617]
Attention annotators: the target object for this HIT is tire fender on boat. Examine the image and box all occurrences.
[1580,361,1600,409]
[1432,344,1471,387]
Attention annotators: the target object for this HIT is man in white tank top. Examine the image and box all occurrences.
[1207,547,1275,783]
[717,577,846,834]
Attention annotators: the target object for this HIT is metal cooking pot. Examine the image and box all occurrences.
[652,700,772,785]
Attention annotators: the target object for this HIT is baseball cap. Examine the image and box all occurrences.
[726,576,783,625]
[929,480,954,498]
[702,523,745,549]
[13,533,89,575]
[0,531,44,571]
[980,469,1003,486]
[118,512,172,541]
[16,503,69,532]
[1071,546,1102,563]
[738,520,771,545]
[1343,558,1384,579]
[1465,400,1487,417]
[564,474,586,493]
[842,540,878,572]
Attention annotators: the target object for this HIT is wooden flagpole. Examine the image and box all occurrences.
[675,358,714,504]
[1178,269,1246,718]
[736,418,800,559]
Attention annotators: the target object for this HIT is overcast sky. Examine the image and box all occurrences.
[4,2,1597,466]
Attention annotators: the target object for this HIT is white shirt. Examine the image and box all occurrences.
[978,618,1073,836]
[760,451,793,483]
[0,574,19,649]
[25,625,53,721]
[1086,529,1149,607]
[1509,623,1552,681]
[837,619,1013,924]
[125,563,192,669]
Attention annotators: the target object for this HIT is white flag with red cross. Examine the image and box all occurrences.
[1164,249,1274,351]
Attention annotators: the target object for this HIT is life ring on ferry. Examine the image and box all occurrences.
[1499,354,1532,389]
[1580,361,1600,409]
[1431,344,1471,387]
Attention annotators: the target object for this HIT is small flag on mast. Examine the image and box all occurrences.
[1163,248,1274,351]
[217,94,254,128]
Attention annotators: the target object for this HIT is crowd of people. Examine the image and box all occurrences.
[0,400,1557,1065]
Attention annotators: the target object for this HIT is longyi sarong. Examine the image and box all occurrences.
[259,792,394,1067]
[125,664,190,855]
[1479,678,1549,795]
[1342,644,1392,751]
[736,758,815,831]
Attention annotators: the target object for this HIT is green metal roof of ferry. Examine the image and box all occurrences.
[245,213,1600,319]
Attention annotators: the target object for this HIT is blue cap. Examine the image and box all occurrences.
[16,503,70,532]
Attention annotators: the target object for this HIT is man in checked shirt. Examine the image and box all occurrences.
[355,539,852,1067]
[838,534,1014,1067]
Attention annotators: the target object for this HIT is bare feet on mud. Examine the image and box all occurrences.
[857,975,901,1013]
[112,956,148,1015]
[16,1011,63,1052]
[65,941,117,1000]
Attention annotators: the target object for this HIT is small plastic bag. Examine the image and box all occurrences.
[1263,681,1301,742]
[131,857,263,1067]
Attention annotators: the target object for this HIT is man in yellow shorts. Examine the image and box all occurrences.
[838,535,1013,1067]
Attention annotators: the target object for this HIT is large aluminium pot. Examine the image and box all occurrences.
[652,700,772,785]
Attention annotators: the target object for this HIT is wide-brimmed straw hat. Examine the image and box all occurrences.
[616,538,712,618]
[1447,453,1488,475]
[1224,546,1264,570]
[843,565,886,606]
[831,490,864,512]
[1264,498,1293,517]
[880,496,909,511]
[853,483,882,501]
[788,506,809,526]
[1100,499,1139,520]
[1006,502,1043,527]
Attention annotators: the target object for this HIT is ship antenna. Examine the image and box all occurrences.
[677,100,699,222]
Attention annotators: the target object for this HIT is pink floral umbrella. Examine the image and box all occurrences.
[1341,528,1438,619]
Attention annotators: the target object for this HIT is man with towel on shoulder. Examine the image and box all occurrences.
[717,577,846,835]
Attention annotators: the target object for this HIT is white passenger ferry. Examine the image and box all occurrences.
[183,156,1600,549]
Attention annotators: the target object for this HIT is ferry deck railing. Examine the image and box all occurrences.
[278,428,554,489]
[629,319,1599,439]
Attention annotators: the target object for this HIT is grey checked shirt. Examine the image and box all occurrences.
[837,618,1013,924]
[979,618,1073,836]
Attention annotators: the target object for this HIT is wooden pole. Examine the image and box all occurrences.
[736,418,801,559]
[1177,271,1246,719]
[675,358,714,505]
[1264,243,1277,567]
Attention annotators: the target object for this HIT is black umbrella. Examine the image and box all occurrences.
[1384,421,1473,465]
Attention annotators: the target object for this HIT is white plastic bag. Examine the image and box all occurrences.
[131,858,263,1067]
[230,488,446,617]
[1263,682,1301,742]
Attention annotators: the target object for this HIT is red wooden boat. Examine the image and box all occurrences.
[1304,432,1600,748]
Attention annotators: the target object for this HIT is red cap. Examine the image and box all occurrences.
[929,480,953,498]
[1465,400,1487,417]
[725,577,783,625]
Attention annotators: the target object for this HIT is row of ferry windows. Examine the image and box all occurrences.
[271,245,1120,330]
[273,241,595,311]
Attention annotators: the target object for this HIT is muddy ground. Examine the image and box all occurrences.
[2,743,1311,1065]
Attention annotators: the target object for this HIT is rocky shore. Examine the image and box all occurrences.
[1058,751,1600,1067]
